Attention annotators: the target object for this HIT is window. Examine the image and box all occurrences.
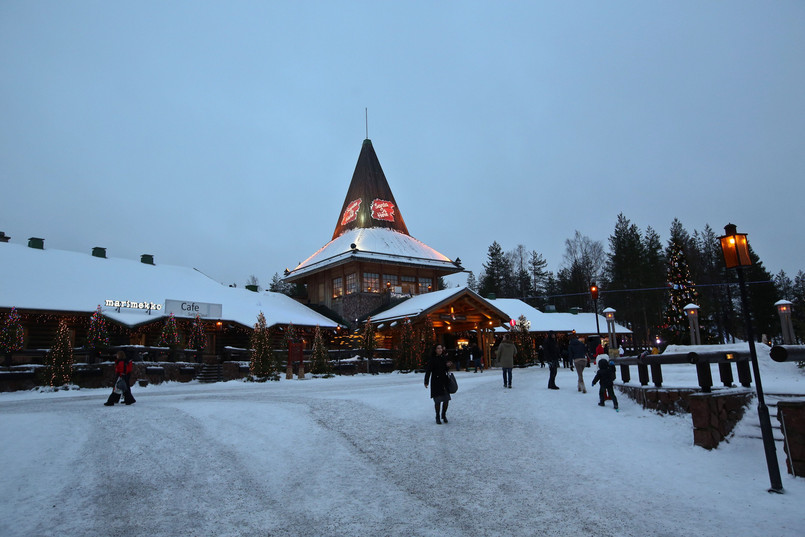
[363,272,380,293]
[346,273,358,295]
[419,277,432,293]
[401,275,416,295]
[383,274,398,290]
[332,277,343,298]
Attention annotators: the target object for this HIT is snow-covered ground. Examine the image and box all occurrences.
[1,346,803,537]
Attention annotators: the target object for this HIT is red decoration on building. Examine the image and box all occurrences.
[371,199,395,222]
[341,198,362,226]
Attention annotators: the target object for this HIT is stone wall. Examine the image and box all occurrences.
[616,385,698,414]
[689,390,753,450]
[777,400,805,476]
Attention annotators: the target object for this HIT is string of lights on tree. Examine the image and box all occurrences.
[310,325,333,377]
[159,313,181,348]
[86,305,110,349]
[186,314,206,351]
[0,307,25,355]
[249,312,277,381]
[662,241,699,344]
[46,319,73,387]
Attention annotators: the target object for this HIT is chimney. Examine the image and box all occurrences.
[140,254,154,265]
[27,237,44,249]
[245,284,259,292]
[0,232,9,243]
[92,247,107,258]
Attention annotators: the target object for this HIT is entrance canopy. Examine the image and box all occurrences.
[370,287,509,332]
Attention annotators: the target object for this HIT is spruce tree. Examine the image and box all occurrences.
[86,305,110,351]
[159,313,182,360]
[187,315,206,352]
[395,318,417,372]
[512,315,533,366]
[1,307,24,367]
[46,319,73,387]
[250,312,277,381]
[662,238,699,345]
[361,318,377,360]
[310,325,333,377]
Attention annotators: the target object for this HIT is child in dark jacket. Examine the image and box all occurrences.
[591,358,618,411]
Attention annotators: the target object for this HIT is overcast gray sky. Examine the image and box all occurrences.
[2,1,804,291]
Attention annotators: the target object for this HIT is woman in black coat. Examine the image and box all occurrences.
[424,344,452,424]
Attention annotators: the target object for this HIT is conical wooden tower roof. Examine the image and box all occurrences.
[331,139,409,240]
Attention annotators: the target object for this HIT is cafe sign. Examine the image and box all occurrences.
[164,299,223,319]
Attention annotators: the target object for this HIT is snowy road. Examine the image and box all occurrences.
[1,366,802,537]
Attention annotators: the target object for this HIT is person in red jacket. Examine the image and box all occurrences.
[104,351,136,406]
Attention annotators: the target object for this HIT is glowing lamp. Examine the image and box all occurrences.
[718,223,751,268]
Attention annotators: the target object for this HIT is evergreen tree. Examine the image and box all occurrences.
[466,271,479,293]
[479,241,510,298]
[642,226,667,341]
[512,315,533,366]
[310,325,333,377]
[1,307,24,367]
[159,313,182,359]
[46,319,73,387]
[86,305,110,351]
[528,251,549,300]
[249,312,277,381]
[395,318,417,372]
[774,270,794,301]
[417,316,436,369]
[187,314,206,352]
[792,271,805,344]
[507,245,533,298]
[743,245,777,342]
[661,237,699,345]
[605,214,645,343]
[361,318,377,359]
[282,322,299,372]
[269,273,292,295]
[691,225,726,343]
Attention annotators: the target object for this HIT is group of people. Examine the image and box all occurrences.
[425,332,619,423]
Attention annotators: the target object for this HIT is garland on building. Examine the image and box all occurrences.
[283,322,298,347]
[86,305,110,350]
[250,312,278,381]
[395,317,417,372]
[1,307,25,365]
[159,313,181,349]
[187,315,206,352]
[661,241,699,345]
[46,319,73,387]
[310,325,333,377]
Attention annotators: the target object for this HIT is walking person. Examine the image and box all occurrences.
[470,342,483,373]
[104,351,136,406]
[424,344,452,424]
[568,334,588,393]
[592,358,619,411]
[543,331,560,389]
[495,334,517,389]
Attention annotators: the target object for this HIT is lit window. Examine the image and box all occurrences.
[363,272,380,293]
[332,277,343,298]
[401,275,416,295]
[346,273,357,295]
[383,274,398,289]
[419,277,432,293]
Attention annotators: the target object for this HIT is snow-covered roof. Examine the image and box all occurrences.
[285,227,460,281]
[485,298,632,335]
[370,287,509,324]
[0,243,339,329]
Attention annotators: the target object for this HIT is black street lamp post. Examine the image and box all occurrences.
[590,282,600,339]
[719,223,784,494]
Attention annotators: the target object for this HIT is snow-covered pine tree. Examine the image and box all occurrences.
[0,307,24,367]
[310,325,333,377]
[46,319,73,387]
[250,312,277,381]
[513,315,533,366]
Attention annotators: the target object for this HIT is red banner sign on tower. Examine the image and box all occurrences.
[371,199,395,222]
[341,198,362,226]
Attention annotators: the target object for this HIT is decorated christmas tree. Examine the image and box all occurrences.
[513,315,533,366]
[187,315,206,352]
[159,313,181,348]
[46,319,73,387]
[1,307,24,367]
[661,240,699,345]
[395,318,417,372]
[250,312,277,381]
[361,318,377,359]
[417,316,436,370]
[310,325,333,377]
[86,305,110,350]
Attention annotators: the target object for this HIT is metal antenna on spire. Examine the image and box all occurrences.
[365,108,368,139]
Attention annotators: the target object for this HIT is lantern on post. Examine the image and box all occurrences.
[603,308,617,353]
[589,282,600,338]
[684,304,701,345]
[775,300,795,345]
[719,223,783,493]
